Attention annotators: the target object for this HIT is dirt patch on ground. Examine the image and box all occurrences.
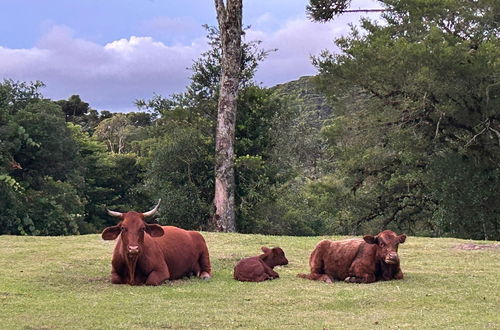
[454,243,500,251]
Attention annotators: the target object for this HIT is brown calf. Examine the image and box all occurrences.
[101,201,211,285]
[298,230,406,283]
[233,247,288,282]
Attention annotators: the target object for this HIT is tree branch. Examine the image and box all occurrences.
[342,9,387,13]
[489,126,500,146]
[214,0,226,25]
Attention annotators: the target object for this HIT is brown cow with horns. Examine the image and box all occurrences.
[298,230,406,283]
[101,200,211,285]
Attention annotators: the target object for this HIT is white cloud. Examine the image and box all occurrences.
[249,9,381,87]
[0,25,207,111]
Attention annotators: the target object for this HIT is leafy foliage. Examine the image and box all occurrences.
[310,0,499,239]
[307,0,353,21]
[0,81,83,235]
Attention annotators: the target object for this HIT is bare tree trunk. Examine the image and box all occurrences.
[212,0,242,232]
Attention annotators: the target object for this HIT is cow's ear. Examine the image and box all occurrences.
[261,246,271,254]
[398,234,407,244]
[102,225,121,240]
[363,235,378,244]
[146,224,164,237]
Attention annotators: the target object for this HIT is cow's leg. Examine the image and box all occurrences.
[297,272,333,283]
[266,269,280,279]
[110,261,129,284]
[145,267,170,286]
[297,252,333,283]
[312,273,333,283]
[191,264,201,278]
[111,271,126,284]
[263,264,280,279]
[393,268,404,280]
[347,259,377,283]
[269,270,280,279]
[309,249,333,283]
[257,273,271,281]
[297,243,334,283]
[197,245,212,280]
[345,273,376,283]
[237,272,268,282]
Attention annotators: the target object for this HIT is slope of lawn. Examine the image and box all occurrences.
[0,232,498,329]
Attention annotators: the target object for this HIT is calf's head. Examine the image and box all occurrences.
[363,230,406,264]
[101,200,164,258]
[260,246,289,267]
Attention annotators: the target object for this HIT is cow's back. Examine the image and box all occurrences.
[155,226,208,280]
[312,238,366,280]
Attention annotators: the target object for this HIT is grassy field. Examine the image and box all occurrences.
[0,232,498,329]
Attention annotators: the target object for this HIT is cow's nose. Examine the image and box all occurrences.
[128,245,139,254]
[385,252,399,264]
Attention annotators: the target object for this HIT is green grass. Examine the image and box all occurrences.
[0,233,498,329]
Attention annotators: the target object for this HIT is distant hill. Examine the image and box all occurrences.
[272,75,333,122]
[269,76,334,178]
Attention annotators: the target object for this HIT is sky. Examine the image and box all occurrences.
[0,0,382,112]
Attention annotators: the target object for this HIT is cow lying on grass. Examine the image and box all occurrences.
[298,230,406,283]
[101,200,211,285]
[234,246,288,282]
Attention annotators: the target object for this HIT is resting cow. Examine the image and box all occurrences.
[233,246,288,282]
[101,200,211,285]
[298,230,406,283]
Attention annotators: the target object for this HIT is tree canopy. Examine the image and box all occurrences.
[309,0,499,239]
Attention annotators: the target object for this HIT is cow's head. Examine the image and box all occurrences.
[363,230,406,264]
[261,246,289,267]
[101,200,164,258]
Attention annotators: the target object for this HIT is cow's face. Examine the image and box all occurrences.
[261,246,289,267]
[363,230,406,264]
[101,211,164,257]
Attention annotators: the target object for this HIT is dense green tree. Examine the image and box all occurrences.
[0,81,85,235]
[0,80,43,175]
[310,0,499,239]
[0,80,43,234]
[57,95,90,120]
[69,122,151,233]
[144,125,214,229]
[14,100,80,182]
[93,114,134,154]
[126,112,155,127]
[15,101,84,235]
[0,81,162,235]
[234,86,298,233]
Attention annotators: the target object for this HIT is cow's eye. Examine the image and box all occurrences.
[121,227,127,232]
[140,228,145,232]
[380,242,385,247]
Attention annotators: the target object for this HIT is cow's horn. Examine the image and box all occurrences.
[142,199,161,218]
[106,209,123,218]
